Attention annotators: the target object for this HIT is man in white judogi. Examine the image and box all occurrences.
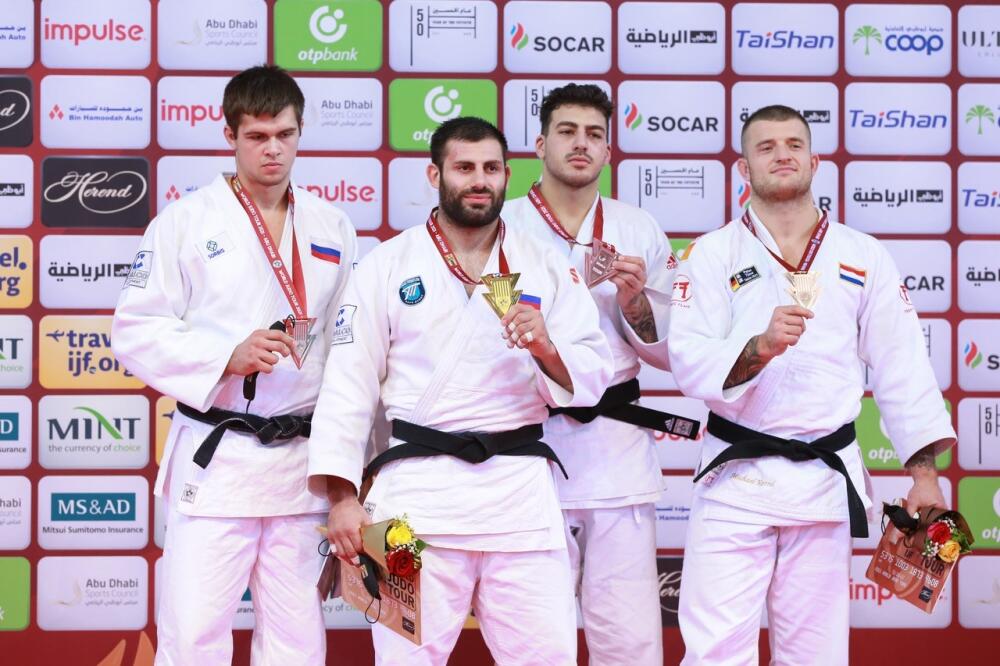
[668,105,955,665]
[308,117,612,665]
[504,84,693,665]
[112,66,357,665]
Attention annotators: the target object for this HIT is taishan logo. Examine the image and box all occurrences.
[966,105,998,135]
[510,23,528,50]
[965,341,984,369]
[735,29,834,50]
[43,18,145,46]
[624,103,642,130]
[848,108,947,129]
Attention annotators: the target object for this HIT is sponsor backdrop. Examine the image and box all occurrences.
[1,0,999,663]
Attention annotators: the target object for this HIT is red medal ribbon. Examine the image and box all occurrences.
[425,208,509,285]
[740,209,829,273]
[229,175,308,318]
[527,183,604,247]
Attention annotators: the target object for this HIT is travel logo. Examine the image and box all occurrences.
[39,315,144,390]
[959,241,1000,313]
[0,315,31,390]
[617,159,725,233]
[0,1,33,69]
[0,236,31,310]
[41,157,150,229]
[618,1,724,74]
[0,476,30,550]
[845,83,951,155]
[39,395,149,470]
[388,1,496,73]
[959,320,1000,391]
[40,0,150,69]
[731,3,838,75]
[37,555,147,630]
[0,76,32,148]
[388,79,496,151]
[846,5,951,77]
[40,75,150,149]
[37,476,149,550]
[616,81,724,154]
[0,557,29,630]
[157,76,228,150]
[958,477,1000,549]
[958,85,1000,156]
[844,161,950,234]
[292,156,381,231]
[958,6,1000,77]
[158,0,266,71]
[957,162,1000,234]
[273,0,382,72]
[296,77,382,151]
[730,81,839,154]
[503,1,611,74]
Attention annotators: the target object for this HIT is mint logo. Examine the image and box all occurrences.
[309,5,347,43]
[74,406,123,439]
[624,103,642,130]
[510,23,528,50]
[853,25,883,56]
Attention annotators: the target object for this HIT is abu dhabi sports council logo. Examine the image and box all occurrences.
[623,102,642,130]
[510,22,528,50]
[966,104,998,135]
[424,85,461,123]
[965,341,985,369]
[310,5,347,43]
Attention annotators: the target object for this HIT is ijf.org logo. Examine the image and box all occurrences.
[853,25,945,56]
[510,23,528,50]
[399,276,425,305]
[966,105,998,135]
[51,493,136,521]
[624,103,642,130]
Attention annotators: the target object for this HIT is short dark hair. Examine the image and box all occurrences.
[539,83,614,134]
[740,104,811,154]
[430,117,508,168]
[223,65,304,134]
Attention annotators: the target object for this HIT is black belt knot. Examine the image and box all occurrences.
[363,420,567,481]
[695,412,867,538]
[176,402,312,469]
[549,378,700,439]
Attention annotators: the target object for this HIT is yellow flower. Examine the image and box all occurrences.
[386,521,414,548]
[938,540,961,563]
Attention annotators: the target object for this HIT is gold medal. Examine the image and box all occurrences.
[586,238,621,288]
[284,315,317,369]
[785,271,821,309]
[481,272,522,319]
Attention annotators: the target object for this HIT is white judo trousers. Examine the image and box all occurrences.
[372,545,577,666]
[678,496,850,666]
[156,507,327,666]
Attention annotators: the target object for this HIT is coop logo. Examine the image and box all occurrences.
[735,29,834,50]
[624,103,642,130]
[309,5,348,43]
[42,18,144,46]
[853,25,944,56]
[965,105,999,135]
[510,23,528,50]
[965,341,986,369]
[424,85,461,123]
[848,108,948,129]
[51,493,136,521]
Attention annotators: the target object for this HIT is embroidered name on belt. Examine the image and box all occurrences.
[730,265,761,291]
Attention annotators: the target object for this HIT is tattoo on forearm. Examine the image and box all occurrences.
[723,335,769,390]
[905,444,936,471]
[623,294,658,344]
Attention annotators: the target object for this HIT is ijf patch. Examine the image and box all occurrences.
[729,265,761,291]
[399,276,425,305]
[839,263,866,287]
[331,304,356,345]
[180,483,198,504]
[197,232,235,262]
[124,250,153,288]
[311,240,342,264]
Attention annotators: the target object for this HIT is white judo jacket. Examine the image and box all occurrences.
[667,206,955,524]
[112,174,357,517]
[307,220,613,551]
[504,193,675,507]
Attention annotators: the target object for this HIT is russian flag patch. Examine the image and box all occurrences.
[311,242,342,264]
[519,294,542,310]
[839,263,866,287]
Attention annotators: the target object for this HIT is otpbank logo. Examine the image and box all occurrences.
[41,0,150,70]
[273,0,382,72]
[958,477,1000,549]
[503,1,611,74]
[389,79,497,151]
[0,557,30,630]
[39,315,144,390]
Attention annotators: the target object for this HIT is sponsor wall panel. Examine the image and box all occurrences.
[0,0,998,662]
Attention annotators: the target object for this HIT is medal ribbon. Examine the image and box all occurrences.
[527,183,604,247]
[740,209,829,273]
[229,175,308,318]
[425,208,509,285]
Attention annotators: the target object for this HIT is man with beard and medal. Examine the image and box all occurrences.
[112,66,357,665]
[503,84,697,665]
[668,105,955,665]
[307,117,612,664]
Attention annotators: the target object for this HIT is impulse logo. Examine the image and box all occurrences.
[160,99,224,127]
[42,18,145,46]
[848,108,947,129]
[735,29,834,50]
[624,103,642,130]
[510,23,528,50]
[966,105,998,135]
[965,341,984,369]
[51,493,136,521]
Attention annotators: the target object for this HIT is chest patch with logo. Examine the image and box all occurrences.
[197,231,235,262]
[729,265,761,291]
[399,276,425,305]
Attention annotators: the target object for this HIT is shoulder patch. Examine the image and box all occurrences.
[124,250,153,289]
[729,265,761,291]
[399,276,425,305]
[330,304,356,345]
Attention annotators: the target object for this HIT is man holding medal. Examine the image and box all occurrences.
[112,65,357,665]
[503,83,694,665]
[668,105,955,664]
[308,117,612,664]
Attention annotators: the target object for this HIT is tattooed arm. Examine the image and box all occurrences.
[722,305,814,390]
[723,335,769,389]
[902,442,950,512]
[621,292,658,344]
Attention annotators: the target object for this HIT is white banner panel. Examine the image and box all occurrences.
[389,1,497,73]
[618,1,725,75]
[157,0,267,71]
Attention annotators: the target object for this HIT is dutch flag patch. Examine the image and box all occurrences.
[839,263,866,287]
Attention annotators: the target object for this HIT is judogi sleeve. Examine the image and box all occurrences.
[620,217,675,370]
[307,254,388,496]
[667,239,763,403]
[858,242,955,464]
[111,209,236,411]
[538,249,613,408]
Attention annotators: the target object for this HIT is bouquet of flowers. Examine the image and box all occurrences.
[383,515,427,578]
[922,515,972,563]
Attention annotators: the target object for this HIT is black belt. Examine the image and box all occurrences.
[363,420,567,482]
[176,402,312,469]
[548,378,700,439]
[695,412,867,538]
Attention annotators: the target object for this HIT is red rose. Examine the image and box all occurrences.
[386,548,416,577]
[927,521,951,545]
